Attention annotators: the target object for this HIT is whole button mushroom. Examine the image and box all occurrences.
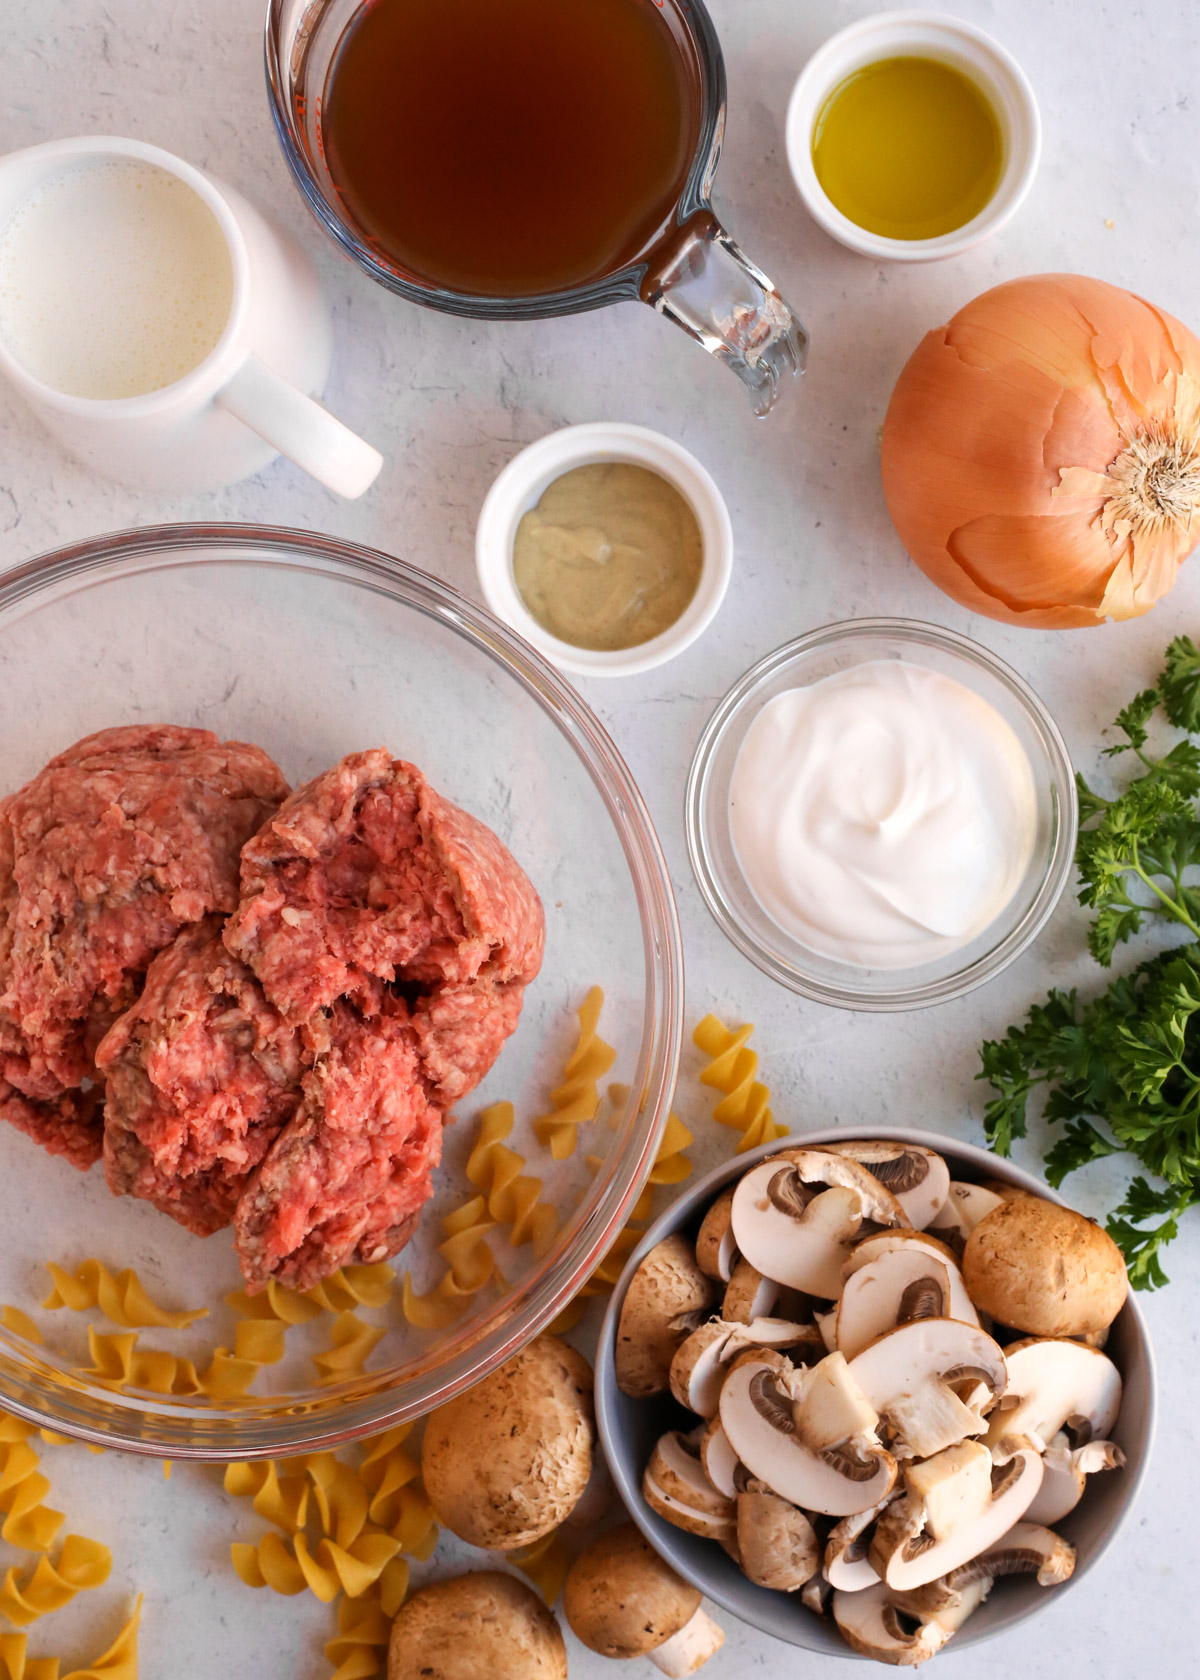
[962,1195,1128,1338]
[388,1571,566,1680]
[615,1234,714,1398]
[422,1335,594,1549]
[564,1524,724,1677]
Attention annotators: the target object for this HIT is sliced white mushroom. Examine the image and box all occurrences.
[736,1480,820,1592]
[902,1441,993,1542]
[927,1183,1005,1255]
[843,1231,979,1329]
[669,1321,734,1418]
[645,1429,732,1515]
[870,1437,1043,1590]
[719,1357,896,1517]
[615,1235,715,1398]
[730,1149,909,1300]
[642,1477,736,1541]
[945,1521,1077,1589]
[700,1418,743,1501]
[836,1249,955,1360]
[815,1306,839,1354]
[731,1175,864,1300]
[833,1578,988,1665]
[802,1575,832,1616]
[848,1320,1007,1460]
[824,1494,895,1592]
[1024,1433,1126,1526]
[725,1317,827,1361]
[892,1575,995,1633]
[696,1186,739,1282]
[722,1259,788,1324]
[826,1142,950,1231]
[792,1352,884,1481]
[984,1338,1122,1454]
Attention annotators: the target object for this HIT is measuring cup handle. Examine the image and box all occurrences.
[217,355,383,499]
[641,211,808,417]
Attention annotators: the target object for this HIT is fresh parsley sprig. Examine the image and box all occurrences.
[980,636,1200,1287]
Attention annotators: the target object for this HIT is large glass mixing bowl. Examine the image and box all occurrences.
[0,525,682,1457]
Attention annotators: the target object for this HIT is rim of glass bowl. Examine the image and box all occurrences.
[685,617,1078,1012]
[0,522,683,1457]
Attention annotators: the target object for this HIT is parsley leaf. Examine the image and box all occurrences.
[1104,686,1159,754]
[1160,635,1200,731]
[981,640,1200,1287]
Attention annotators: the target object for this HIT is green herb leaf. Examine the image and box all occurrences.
[1103,686,1159,754]
[981,640,1200,1289]
[1160,635,1200,732]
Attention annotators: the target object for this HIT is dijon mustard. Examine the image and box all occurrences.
[512,462,703,652]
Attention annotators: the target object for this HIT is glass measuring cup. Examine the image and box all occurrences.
[265,0,807,415]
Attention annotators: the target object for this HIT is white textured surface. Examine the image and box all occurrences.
[0,0,1197,1675]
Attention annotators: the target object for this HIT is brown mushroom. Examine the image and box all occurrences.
[388,1571,566,1680]
[736,1480,819,1591]
[563,1524,725,1676]
[615,1235,715,1397]
[963,1196,1128,1338]
[422,1335,593,1549]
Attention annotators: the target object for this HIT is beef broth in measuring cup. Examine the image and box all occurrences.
[322,0,702,297]
[269,0,807,412]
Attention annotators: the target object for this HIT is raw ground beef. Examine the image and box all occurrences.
[98,916,308,1236]
[224,749,545,1017]
[233,996,444,1291]
[219,750,544,1288]
[2,731,544,1294]
[0,725,288,1167]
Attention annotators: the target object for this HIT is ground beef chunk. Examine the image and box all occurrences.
[224,750,545,1021]
[0,726,288,1167]
[233,996,443,1291]
[97,917,308,1236]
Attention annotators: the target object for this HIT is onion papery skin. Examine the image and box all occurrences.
[881,273,1200,629]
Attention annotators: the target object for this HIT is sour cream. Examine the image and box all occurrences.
[728,660,1037,969]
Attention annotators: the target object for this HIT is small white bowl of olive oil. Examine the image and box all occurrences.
[475,422,733,679]
[785,10,1040,261]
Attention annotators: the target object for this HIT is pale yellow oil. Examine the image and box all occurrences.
[812,56,1003,241]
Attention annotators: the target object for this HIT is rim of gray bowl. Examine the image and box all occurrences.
[595,1125,1157,1660]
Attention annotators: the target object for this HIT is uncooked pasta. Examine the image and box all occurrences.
[532,987,616,1159]
[693,1014,787,1152]
[0,1538,112,1628]
[466,1103,558,1256]
[41,1263,207,1330]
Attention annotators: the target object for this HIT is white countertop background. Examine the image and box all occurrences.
[1,0,1198,1673]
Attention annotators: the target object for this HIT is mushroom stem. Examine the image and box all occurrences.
[648,1605,725,1677]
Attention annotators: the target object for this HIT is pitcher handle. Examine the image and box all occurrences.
[641,210,808,417]
[217,355,384,500]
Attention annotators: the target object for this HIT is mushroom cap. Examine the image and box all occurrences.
[736,1483,819,1591]
[422,1335,594,1549]
[963,1196,1128,1338]
[696,1186,739,1281]
[563,1523,701,1657]
[615,1234,715,1398]
[388,1571,566,1680]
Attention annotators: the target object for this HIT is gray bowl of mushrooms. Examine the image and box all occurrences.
[594,1127,1155,1666]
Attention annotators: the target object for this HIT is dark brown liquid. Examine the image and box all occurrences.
[321,0,701,297]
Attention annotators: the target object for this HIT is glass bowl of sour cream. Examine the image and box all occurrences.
[686,618,1077,1010]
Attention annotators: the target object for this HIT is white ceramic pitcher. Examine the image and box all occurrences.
[0,136,382,498]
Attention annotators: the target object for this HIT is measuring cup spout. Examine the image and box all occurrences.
[641,211,807,417]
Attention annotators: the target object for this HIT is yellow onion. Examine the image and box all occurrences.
[881,273,1200,628]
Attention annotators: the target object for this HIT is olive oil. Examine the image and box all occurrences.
[812,56,1002,241]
